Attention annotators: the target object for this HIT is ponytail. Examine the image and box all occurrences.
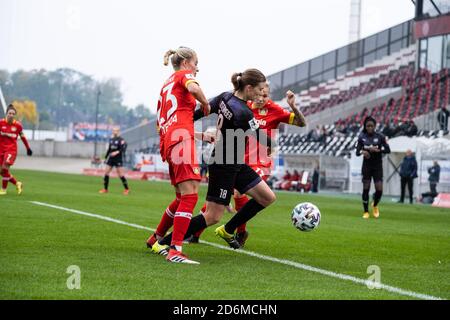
[231,69,266,92]
[163,47,197,70]
[163,49,177,66]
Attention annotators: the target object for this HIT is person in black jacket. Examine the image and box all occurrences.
[406,120,418,137]
[311,165,319,193]
[398,149,418,204]
[428,161,440,196]
[356,116,391,218]
[437,106,449,131]
[99,127,129,195]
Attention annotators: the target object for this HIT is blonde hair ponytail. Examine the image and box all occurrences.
[163,49,177,66]
[163,47,196,70]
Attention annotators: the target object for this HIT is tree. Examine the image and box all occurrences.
[12,99,39,127]
[0,68,154,130]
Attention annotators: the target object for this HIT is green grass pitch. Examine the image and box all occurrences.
[0,169,448,300]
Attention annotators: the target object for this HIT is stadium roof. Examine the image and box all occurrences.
[267,19,414,100]
[421,0,450,18]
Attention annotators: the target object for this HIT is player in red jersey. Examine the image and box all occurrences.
[146,47,210,264]
[190,84,306,246]
[0,104,33,195]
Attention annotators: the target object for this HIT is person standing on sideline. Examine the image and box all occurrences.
[428,161,440,196]
[437,106,449,131]
[311,165,319,193]
[398,149,418,204]
[99,127,129,195]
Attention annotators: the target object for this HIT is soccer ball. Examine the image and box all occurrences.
[291,202,321,232]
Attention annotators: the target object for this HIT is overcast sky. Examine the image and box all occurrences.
[0,0,414,112]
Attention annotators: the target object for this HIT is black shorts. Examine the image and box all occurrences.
[362,164,383,183]
[106,156,123,168]
[206,164,262,205]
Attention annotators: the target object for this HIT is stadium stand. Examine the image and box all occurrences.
[299,46,417,116]
[278,66,450,158]
[113,16,450,195]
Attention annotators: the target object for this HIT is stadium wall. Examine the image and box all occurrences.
[283,154,349,191]
[17,140,107,158]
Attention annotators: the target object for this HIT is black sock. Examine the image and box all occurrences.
[224,199,265,234]
[362,189,369,212]
[373,190,382,207]
[159,214,207,246]
[120,176,129,190]
[103,175,109,190]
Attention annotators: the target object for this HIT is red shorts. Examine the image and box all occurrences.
[0,151,17,166]
[165,139,201,186]
[250,165,271,182]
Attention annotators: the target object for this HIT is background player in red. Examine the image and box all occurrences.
[191,84,307,246]
[146,47,210,264]
[0,104,33,195]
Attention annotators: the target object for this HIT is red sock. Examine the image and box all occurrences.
[9,175,17,185]
[194,203,207,238]
[171,193,198,249]
[234,195,249,233]
[2,169,9,189]
[155,193,180,238]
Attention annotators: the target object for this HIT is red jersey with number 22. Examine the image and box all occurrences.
[157,70,198,160]
[0,119,23,153]
[245,100,295,169]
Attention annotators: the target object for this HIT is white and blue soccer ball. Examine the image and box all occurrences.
[291,202,321,232]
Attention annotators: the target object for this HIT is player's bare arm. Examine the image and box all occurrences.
[286,90,306,127]
[194,131,215,143]
[187,82,210,116]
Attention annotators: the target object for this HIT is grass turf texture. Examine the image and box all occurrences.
[0,169,448,300]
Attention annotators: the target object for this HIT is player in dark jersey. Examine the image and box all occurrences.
[155,69,276,254]
[189,84,306,247]
[99,127,129,195]
[355,116,391,218]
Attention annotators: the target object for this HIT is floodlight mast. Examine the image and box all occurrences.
[349,0,362,43]
[0,84,7,116]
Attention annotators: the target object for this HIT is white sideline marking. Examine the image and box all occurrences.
[30,201,443,300]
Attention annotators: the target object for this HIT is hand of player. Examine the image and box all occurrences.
[369,146,380,153]
[27,149,33,156]
[202,132,215,143]
[202,103,210,116]
[286,90,296,107]
[111,151,119,157]
[362,150,370,159]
